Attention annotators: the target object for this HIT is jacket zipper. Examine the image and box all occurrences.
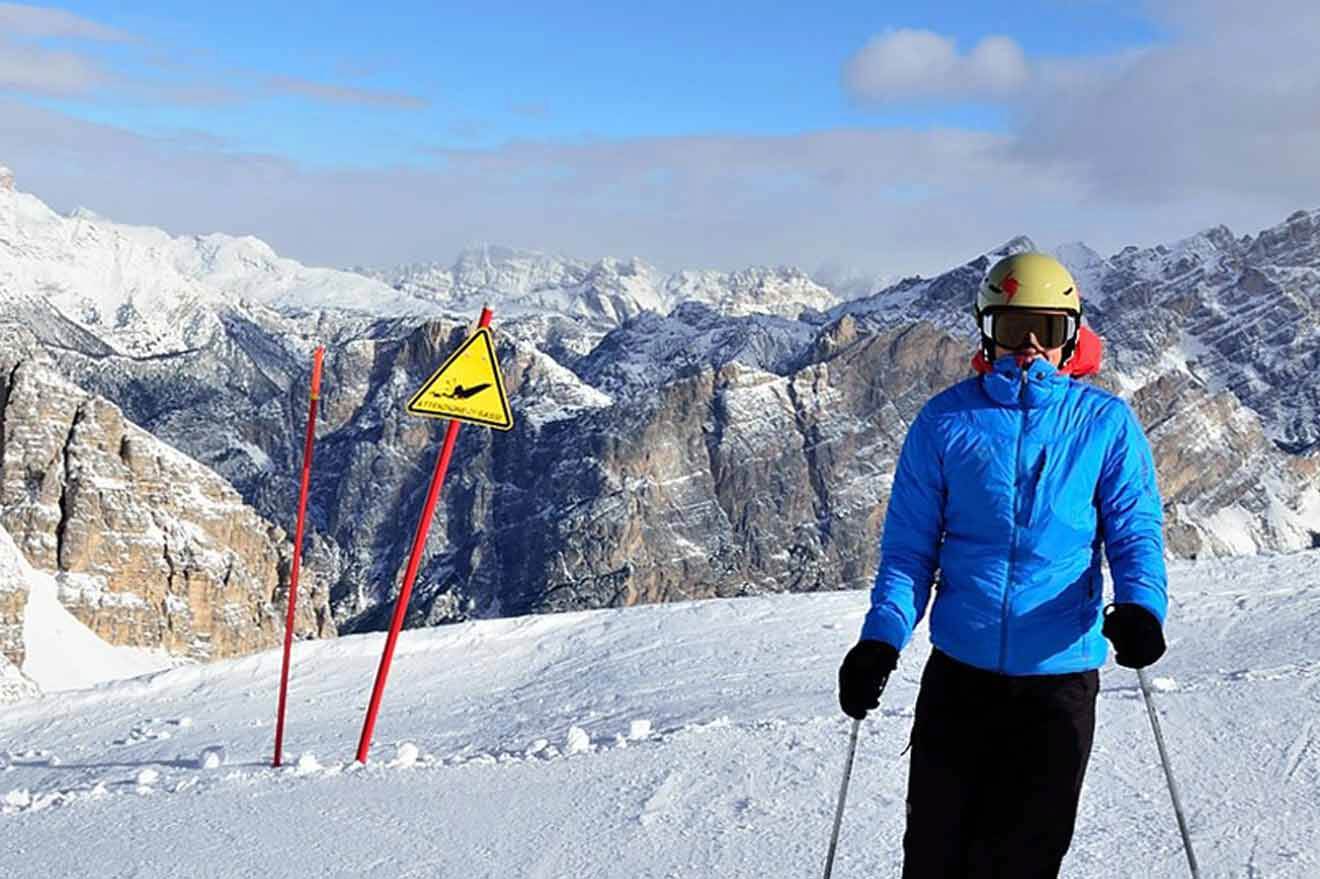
[998,369,1029,673]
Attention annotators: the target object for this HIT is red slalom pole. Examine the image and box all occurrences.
[355,308,493,764]
[273,346,325,768]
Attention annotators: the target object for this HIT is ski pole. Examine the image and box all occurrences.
[822,717,862,879]
[1136,667,1201,878]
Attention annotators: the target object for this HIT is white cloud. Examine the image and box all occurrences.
[845,29,1029,103]
[0,4,129,97]
[841,6,1320,233]
[1010,0,1320,205]
[1,3,1318,281]
[265,75,429,109]
[0,40,109,95]
[0,3,132,42]
[0,98,1256,280]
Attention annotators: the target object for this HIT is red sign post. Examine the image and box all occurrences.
[273,346,324,768]
[355,308,496,763]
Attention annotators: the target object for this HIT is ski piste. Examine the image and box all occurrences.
[4,549,1318,876]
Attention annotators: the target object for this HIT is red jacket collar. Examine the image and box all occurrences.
[970,325,1103,378]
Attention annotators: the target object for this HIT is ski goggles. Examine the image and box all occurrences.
[980,309,1078,350]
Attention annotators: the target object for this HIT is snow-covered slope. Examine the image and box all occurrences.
[20,553,177,694]
[1,549,1317,877]
[0,524,175,698]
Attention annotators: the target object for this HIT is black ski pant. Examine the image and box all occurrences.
[900,648,1100,879]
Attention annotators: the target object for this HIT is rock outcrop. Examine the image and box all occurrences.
[0,357,333,661]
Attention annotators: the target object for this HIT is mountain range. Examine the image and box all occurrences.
[2,163,1318,671]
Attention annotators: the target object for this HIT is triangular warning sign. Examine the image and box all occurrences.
[405,327,514,430]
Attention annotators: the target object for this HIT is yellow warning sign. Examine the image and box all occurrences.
[405,327,514,430]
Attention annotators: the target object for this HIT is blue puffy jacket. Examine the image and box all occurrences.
[861,354,1168,675]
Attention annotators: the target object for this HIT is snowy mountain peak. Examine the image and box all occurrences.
[1188,223,1240,253]
[988,235,1039,261]
[367,250,839,327]
[1054,242,1112,305]
[1054,241,1105,266]
[1247,207,1320,268]
[0,183,438,356]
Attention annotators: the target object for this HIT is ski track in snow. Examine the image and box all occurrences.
[2,551,1320,877]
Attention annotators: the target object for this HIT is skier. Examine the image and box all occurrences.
[837,252,1169,878]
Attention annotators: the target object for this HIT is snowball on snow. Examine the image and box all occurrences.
[197,746,225,769]
[392,742,419,768]
[628,720,653,740]
[565,726,592,754]
[135,768,160,786]
[1150,677,1179,692]
[294,753,321,774]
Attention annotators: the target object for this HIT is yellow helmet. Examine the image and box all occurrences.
[976,252,1081,317]
[975,252,1084,363]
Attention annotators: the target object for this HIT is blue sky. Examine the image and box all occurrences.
[1,1,1317,276]
[25,1,1164,163]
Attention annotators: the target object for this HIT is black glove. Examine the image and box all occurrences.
[1102,603,1166,669]
[838,640,899,720]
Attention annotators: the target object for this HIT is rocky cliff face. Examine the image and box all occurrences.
[0,525,39,703]
[1128,372,1320,558]
[0,356,333,662]
[0,520,29,668]
[0,655,38,704]
[1080,212,1320,453]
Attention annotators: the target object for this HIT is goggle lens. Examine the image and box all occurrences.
[982,311,1076,350]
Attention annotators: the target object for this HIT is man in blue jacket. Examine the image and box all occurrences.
[838,252,1168,878]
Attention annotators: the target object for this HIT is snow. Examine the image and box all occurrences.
[294,752,322,775]
[1202,505,1265,556]
[1053,241,1112,307]
[3,524,176,693]
[197,746,225,769]
[565,725,592,755]
[369,246,838,327]
[0,183,439,358]
[1,549,1319,876]
[390,742,420,768]
[0,657,39,705]
[512,341,614,426]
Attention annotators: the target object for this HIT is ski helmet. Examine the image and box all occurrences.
[975,252,1083,364]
